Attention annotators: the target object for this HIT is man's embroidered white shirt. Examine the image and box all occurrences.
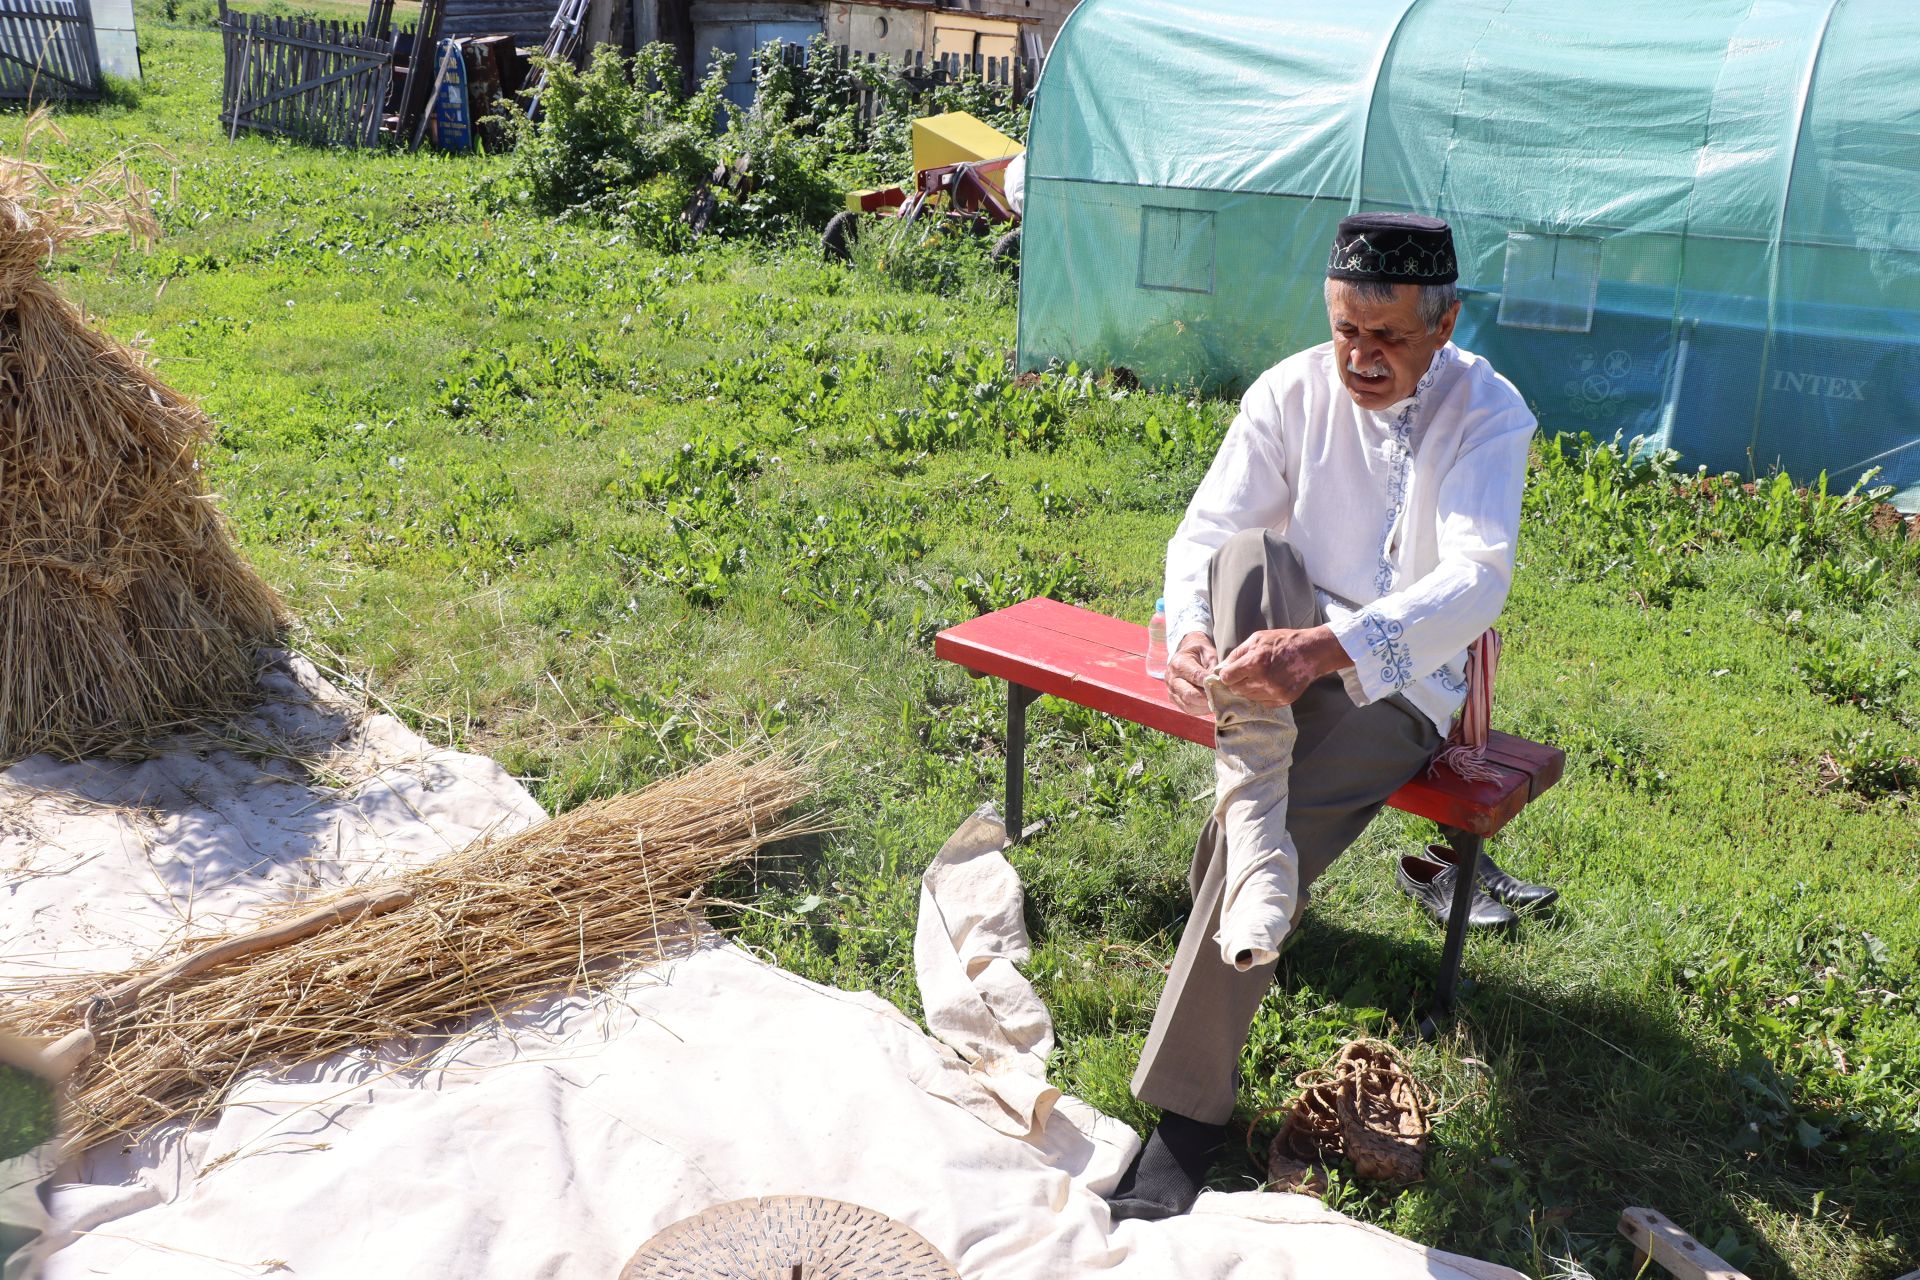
[1163,340,1535,733]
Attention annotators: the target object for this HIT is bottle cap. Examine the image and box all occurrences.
[1154,597,1166,611]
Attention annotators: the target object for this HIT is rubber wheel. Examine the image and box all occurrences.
[989,225,1021,270]
[821,211,858,263]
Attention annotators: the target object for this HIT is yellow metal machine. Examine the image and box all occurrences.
[844,111,1024,214]
[910,110,1023,175]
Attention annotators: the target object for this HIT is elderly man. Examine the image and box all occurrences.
[1107,214,1545,1220]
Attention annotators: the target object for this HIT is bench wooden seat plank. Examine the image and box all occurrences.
[934,597,1556,837]
[933,596,1568,1028]
[932,605,1216,746]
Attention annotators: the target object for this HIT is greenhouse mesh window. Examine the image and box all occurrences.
[1498,232,1601,333]
[1137,206,1216,294]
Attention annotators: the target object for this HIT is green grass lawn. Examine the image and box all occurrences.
[13,9,1920,1277]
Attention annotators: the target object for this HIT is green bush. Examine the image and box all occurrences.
[491,43,840,247]
[780,33,1033,189]
[488,33,1029,252]
[717,48,846,239]
[491,44,720,239]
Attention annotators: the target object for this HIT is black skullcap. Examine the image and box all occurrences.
[1326,213,1458,284]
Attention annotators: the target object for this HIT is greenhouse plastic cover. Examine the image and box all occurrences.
[1018,0,1920,508]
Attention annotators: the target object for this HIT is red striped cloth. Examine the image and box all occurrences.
[1433,628,1501,782]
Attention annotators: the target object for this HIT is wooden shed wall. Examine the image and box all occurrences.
[441,0,560,45]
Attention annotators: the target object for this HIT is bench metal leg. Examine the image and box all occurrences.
[1423,827,1482,1034]
[1005,682,1039,841]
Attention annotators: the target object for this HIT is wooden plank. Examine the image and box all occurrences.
[0,42,97,92]
[0,0,102,99]
[1481,732,1565,798]
[1618,1208,1752,1280]
[1391,754,1530,836]
[985,599,1567,802]
[409,35,453,150]
[224,26,373,56]
[935,600,1549,837]
[366,57,391,144]
[218,7,394,145]
[984,596,1154,655]
[936,613,1207,745]
[228,32,250,137]
[68,0,97,90]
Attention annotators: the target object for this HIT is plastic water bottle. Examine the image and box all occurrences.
[1145,597,1169,680]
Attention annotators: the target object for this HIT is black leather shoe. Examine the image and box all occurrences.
[1396,854,1516,929]
[1427,842,1559,911]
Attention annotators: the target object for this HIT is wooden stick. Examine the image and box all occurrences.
[102,886,415,1017]
[409,38,453,151]
[36,885,413,1080]
[228,33,251,140]
[1619,1207,1752,1280]
[37,1026,93,1079]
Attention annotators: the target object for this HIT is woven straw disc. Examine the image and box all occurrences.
[619,1196,960,1280]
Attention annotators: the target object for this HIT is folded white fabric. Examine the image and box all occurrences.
[1205,676,1301,971]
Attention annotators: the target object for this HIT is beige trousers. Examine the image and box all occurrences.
[1132,529,1441,1124]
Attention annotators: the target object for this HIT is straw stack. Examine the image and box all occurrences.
[0,113,286,763]
[8,750,818,1155]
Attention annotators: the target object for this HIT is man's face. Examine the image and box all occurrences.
[1326,281,1459,411]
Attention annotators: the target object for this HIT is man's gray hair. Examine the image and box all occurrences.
[1325,278,1460,333]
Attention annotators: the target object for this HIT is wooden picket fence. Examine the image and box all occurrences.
[206,29,1034,152]
[0,0,102,100]
[217,9,395,147]
[778,42,1039,122]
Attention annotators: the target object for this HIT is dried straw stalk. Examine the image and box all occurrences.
[0,111,286,763]
[6,750,818,1154]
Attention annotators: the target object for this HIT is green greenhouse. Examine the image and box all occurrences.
[1015,0,1920,508]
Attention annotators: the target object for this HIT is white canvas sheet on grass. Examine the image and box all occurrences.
[0,652,544,992]
[4,673,1520,1280]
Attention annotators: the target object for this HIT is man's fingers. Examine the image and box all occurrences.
[1219,665,1290,705]
[1172,657,1214,687]
[1216,648,1257,682]
[1217,664,1261,694]
[1167,669,1211,714]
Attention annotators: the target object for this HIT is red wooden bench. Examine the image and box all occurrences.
[934,596,1565,1024]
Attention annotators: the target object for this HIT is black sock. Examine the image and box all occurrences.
[1105,1111,1227,1222]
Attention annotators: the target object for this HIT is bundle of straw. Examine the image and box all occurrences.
[0,112,286,763]
[9,750,817,1154]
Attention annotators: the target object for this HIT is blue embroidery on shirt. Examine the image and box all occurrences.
[1360,611,1414,690]
[1370,348,1454,596]
[1433,661,1468,695]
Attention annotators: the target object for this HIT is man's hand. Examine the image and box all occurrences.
[1165,633,1218,715]
[1216,626,1351,707]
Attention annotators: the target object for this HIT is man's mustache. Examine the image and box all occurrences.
[1347,359,1390,378]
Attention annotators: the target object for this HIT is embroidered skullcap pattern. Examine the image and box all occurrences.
[1326,213,1459,284]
